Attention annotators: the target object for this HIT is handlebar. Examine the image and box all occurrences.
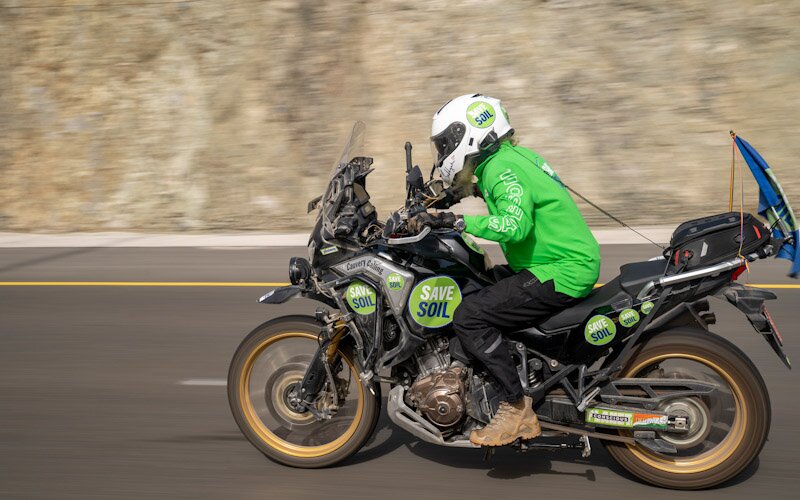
[386,226,431,245]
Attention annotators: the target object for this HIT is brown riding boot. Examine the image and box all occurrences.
[469,396,541,447]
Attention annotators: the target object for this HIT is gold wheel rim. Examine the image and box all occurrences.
[622,353,746,474]
[238,331,364,458]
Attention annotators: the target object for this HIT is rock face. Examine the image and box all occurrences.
[2,0,799,231]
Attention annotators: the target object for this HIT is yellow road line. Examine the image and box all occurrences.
[0,282,291,287]
[1,281,800,289]
[748,284,800,289]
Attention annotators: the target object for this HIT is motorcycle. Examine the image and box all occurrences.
[228,122,790,489]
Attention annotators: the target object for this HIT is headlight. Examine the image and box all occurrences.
[289,257,312,285]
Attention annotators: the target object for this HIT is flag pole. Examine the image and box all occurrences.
[729,130,736,212]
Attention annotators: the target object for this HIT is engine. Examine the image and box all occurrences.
[405,338,467,428]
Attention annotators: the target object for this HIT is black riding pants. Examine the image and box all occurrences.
[452,269,577,403]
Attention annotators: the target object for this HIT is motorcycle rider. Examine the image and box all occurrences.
[409,94,601,446]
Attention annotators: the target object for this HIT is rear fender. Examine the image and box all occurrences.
[717,283,791,369]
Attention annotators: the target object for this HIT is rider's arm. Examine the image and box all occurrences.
[461,165,533,244]
[429,183,481,209]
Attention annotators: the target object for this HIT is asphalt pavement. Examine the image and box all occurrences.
[1,245,799,499]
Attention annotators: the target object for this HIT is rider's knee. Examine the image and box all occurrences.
[453,298,485,331]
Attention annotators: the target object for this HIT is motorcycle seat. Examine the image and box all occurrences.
[509,260,667,338]
[536,276,630,333]
[619,259,668,296]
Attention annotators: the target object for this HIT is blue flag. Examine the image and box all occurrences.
[735,135,800,277]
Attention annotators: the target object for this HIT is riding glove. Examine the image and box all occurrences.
[407,212,462,233]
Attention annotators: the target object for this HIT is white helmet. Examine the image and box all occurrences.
[431,93,513,186]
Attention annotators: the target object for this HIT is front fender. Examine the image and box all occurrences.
[258,285,302,304]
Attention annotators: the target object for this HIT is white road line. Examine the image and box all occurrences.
[178,378,227,386]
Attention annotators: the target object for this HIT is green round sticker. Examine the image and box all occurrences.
[408,276,462,328]
[346,280,376,315]
[466,101,496,128]
[619,308,640,328]
[641,301,655,315]
[584,315,617,346]
[386,273,405,291]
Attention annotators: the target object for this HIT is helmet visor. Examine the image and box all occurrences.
[430,122,466,168]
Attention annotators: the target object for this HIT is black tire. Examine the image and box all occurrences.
[228,315,381,468]
[603,329,771,489]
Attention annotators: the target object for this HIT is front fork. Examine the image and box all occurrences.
[297,314,351,419]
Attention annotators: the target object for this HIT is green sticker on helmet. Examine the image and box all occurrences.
[408,276,463,328]
[619,308,640,328]
[386,273,405,291]
[346,280,376,315]
[641,301,655,315]
[585,314,617,346]
[466,101,496,128]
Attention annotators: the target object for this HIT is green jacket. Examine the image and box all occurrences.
[463,142,600,298]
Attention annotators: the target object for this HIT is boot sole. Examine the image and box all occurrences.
[469,425,542,447]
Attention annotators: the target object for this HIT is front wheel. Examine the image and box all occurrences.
[228,315,380,468]
[603,329,771,489]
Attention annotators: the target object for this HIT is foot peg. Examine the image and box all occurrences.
[511,435,591,458]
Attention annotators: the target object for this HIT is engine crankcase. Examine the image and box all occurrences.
[407,367,466,427]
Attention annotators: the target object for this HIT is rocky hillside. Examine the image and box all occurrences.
[2,0,799,231]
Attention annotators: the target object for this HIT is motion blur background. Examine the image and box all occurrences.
[2,0,799,231]
[3,3,800,498]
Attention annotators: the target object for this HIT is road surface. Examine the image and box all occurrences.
[1,245,798,499]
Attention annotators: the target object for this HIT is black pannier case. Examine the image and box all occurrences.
[667,212,770,270]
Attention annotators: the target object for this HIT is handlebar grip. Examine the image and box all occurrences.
[386,226,431,246]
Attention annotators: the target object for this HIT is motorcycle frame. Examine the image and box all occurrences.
[279,243,788,434]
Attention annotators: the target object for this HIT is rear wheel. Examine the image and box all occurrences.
[603,329,771,489]
[228,315,380,468]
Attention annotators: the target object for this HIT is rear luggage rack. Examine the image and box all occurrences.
[637,246,773,300]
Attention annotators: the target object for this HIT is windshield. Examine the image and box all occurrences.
[316,122,373,244]
[331,121,365,177]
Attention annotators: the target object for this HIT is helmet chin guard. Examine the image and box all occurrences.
[431,94,512,186]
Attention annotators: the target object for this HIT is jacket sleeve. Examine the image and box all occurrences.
[462,165,534,244]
